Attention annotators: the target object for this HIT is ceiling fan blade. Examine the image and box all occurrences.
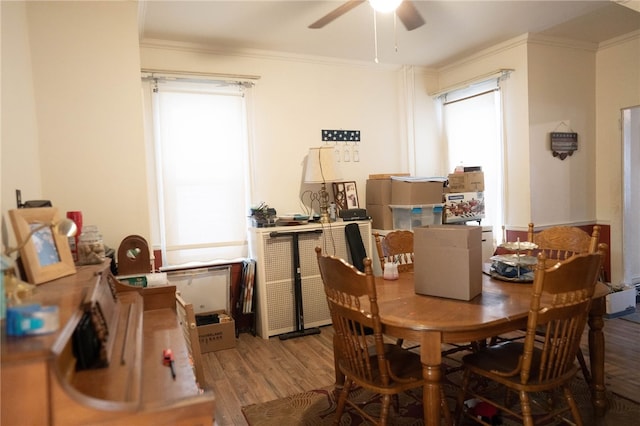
[396,1,425,31]
[309,0,366,29]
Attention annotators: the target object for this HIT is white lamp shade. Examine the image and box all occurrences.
[304,146,341,183]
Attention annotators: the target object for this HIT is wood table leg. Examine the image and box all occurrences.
[421,332,451,426]
[588,298,607,416]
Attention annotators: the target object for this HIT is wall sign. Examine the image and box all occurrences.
[550,132,578,160]
[322,130,360,142]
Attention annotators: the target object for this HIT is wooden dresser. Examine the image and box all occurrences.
[1,260,215,425]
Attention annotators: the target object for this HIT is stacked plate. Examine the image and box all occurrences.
[489,241,538,282]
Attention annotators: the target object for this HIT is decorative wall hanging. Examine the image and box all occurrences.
[550,131,578,160]
[321,130,360,141]
[322,130,361,163]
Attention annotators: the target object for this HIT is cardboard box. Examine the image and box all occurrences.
[366,179,393,205]
[605,288,637,318]
[413,225,483,300]
[391,180,444,205]
[196,310,236,352]
[447,172,485,193]
[444,192,485,223]
[368,173,410,180]
[367,203,394,230]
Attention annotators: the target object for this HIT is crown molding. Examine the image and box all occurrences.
[437,34,530,73]
[139,38,404,72]
[526,33,599,52]
[598,29,640,49]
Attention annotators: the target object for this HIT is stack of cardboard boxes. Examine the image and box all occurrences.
[444,170,485,224]
[366,174,445,230]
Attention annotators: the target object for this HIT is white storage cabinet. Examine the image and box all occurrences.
[249,220,372,338]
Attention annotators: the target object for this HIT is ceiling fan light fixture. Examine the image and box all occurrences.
[369,0,403,14]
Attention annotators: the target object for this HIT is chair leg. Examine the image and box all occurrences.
[441,387,453,426]
[455,369,472,425]
[379,394,392,426]
[391,393,399,413]
[334,379,352,426]
[563,385,584,426]
[576,348,592,384]
[519,390,535,426]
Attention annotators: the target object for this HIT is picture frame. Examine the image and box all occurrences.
[9,207,76,284]
[332,181,359,210]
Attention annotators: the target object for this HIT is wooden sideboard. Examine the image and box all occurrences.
[1,260,215,425]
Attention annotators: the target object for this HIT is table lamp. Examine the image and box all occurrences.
[304,146,341,223]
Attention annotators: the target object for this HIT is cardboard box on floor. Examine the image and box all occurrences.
[196,310,236,352]
[413,225,483,301]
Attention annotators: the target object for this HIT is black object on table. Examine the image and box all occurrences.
[269,229,323,340]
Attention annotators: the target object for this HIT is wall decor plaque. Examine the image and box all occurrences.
[550,132,578,160]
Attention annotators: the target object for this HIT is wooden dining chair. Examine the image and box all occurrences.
[527,223,603,383]
[373,231,415,348]
[373,230,414,272]
[527,223,601,263]
[456,245,606,426]
[315,247,450,426]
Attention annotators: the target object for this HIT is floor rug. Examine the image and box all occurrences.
[242,376,640,425]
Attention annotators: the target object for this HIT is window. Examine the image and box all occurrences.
[441,78,505,245]
[141,75,254,266]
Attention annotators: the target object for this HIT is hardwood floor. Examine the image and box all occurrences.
[204,305,640,425]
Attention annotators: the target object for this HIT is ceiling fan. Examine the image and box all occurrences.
[309,0,425,31]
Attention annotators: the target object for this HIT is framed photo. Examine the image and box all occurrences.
[332,181,359,210]
[9,207,76,284]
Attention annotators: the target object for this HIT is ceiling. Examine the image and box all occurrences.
[138,1,640,68]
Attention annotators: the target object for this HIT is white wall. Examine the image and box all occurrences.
[140,41,419,215]
[1,2,42,248]
[409,66,442,176]
[595,31,640,285]
[527,37,597,227]
[1,1,149,251]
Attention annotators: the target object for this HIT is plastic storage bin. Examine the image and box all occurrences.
[389,204,444,230]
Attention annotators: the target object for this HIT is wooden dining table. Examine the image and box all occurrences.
[365,270,610,426]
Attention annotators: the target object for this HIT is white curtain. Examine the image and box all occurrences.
[142,77,253,266]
